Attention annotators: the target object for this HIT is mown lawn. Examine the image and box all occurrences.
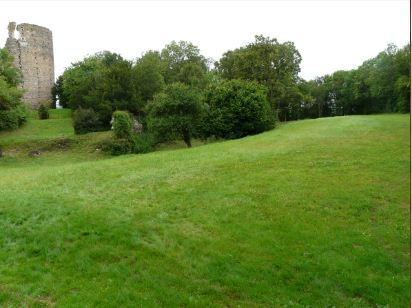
[0,112,409,306]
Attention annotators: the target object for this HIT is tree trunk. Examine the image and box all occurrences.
[182,129,192,148]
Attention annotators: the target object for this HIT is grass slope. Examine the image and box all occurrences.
[0,109,112,168]
[0,113,409,307]
[0,109,74,147]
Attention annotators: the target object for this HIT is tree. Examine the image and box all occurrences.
[201,79,274,139]
[0,48,21,87]
[368,44,399,112]
[395,75,410,113]
[324,70,356,116]
[303,43,410,117]
[59,51,136,128]
[51,75,69,108]
[216,35,302,119]
[147,82,203,147]
[394,44,410,113]
[0,48,27,132]
[132,50,165,119]
[161,41,208,88]
[299,78,325,118]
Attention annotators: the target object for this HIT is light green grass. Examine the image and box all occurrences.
[0,109,74,147]
[0,113,409,307]
[0,109,112,168]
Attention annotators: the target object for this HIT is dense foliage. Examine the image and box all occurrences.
[51,75,69,108]
[216,35,302,120]
[0,48,27,131]
[72,107,101,134]
[297,44,410,118]
[161,40,209,88]
[38,103,50,120]
[112,111,133,140]
[132,132,155,154]
[60,51,135,128]
[103,111,155,155]
[132,51,165,120]
[201,79,274,139]
[101,137,133,156]
[53,37,409,151]
[147,82,203,147]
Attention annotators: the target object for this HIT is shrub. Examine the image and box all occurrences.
[38,103,50,120]
[132,132,155,154]
[0,104,27,130]
[201,79,274,139]
[73,107,101,134]
[101,138,133,156]
[112,111,133,139]
[101,132,155,156]
[0,52,27,131]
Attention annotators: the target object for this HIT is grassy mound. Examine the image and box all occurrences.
[0,109,112,167]
[0,109,74,146]
[0,113,409,306]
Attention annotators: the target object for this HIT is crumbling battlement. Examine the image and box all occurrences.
[5,22,55,109]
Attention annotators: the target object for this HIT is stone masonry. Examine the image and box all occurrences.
[5,22,55,109]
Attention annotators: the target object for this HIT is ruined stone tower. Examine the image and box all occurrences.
[5,22,55,109]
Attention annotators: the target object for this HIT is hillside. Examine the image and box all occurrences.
[0,112,409,306]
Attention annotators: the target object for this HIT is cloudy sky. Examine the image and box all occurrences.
[0,0,409,80]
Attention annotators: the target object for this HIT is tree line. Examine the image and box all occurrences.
[0,35,409,152]
[298,43,410,119]
[54,36,411,123]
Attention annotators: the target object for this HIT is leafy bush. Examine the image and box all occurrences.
[201,79,274,139]
[132,132,155,154]
[102,111,154,156]
[38,103,50,120]
[0,104,27,130]
[101,138,133,156]
[0,49,26,131]
[112,111,133,139]
[73,107,101,134]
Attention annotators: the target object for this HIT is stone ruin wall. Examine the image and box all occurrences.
[5,22,55,109]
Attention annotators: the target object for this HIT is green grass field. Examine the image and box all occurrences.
[0,110,409,307]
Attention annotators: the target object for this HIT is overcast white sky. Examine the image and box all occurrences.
[0,0,409,81]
